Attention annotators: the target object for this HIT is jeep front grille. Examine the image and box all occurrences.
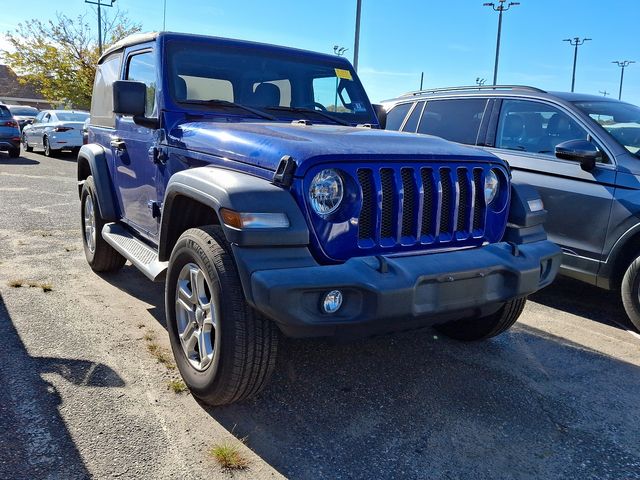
[357,166,486,246]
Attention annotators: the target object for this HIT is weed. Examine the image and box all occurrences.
[167,379,187,393]
[8,279,24,288]
[209,443,249,470]
[26,281,53,292]
[137,323,145,329]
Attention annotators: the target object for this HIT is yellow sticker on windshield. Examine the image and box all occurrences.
[335,68,353,81]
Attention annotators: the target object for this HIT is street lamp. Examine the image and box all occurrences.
[476,77,487,86]
[483,0,520,85]
[85,0,116,55]
[612,60,635,100]
[563,37,591,92]
[599,90,609,97]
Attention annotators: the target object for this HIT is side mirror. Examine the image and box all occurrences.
[555,139,601,171]
[372,104,387,129]
[113,80,159,129]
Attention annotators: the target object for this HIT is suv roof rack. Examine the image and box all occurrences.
[400,85,547,97]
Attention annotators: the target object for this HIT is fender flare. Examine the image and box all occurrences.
[77,144,118,222]
[159,167,309,260]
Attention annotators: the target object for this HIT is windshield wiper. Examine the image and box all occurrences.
[178,99,276,121]
[264,106,351,126]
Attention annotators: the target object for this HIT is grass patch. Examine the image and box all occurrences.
[8,279,24,288]
[144,332,176,370]
[209,443,249,471]
[137,323,145,329]
[167,378,188,393]
[27,281,53,292]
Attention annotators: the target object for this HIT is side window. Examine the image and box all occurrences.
[33,112,45,124]
[496,99,588,156]
[90,53,122,128]
[402,101,425,133]
[126,51,157,116]
[385,103,412,131]
[43,113,51,123]
[417,99,487,144]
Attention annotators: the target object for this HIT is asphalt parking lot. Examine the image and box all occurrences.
[1,149,639,480]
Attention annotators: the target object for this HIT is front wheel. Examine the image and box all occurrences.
[22,134,33,152]
[620,256,640,331]
[434,297,527,341]
[165,226,279,406]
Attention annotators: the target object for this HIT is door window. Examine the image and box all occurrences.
[126,51,157,117]
[417,99,487,144]
[402,101,425,133]
[90,53,122,127]
[32,112,45,124]
[385,103,412,131]
[496,100,589,155]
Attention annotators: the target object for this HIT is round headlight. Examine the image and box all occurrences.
[309,169,344,215]
[484,169,499,204]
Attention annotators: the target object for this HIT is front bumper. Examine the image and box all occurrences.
[240,239,561,338]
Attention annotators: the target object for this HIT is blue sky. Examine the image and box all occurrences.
[1,0,638,105]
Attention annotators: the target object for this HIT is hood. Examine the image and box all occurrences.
[167,121,501,175]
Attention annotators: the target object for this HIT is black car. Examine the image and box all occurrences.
[7,105,38,130]
[381,85,640,330]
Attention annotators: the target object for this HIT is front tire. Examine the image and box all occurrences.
[80,176,126,272]
[435,297,527,341]
[166,226,279,406]
[620,256,640,331]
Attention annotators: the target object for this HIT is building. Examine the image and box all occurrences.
[0,65,52,109]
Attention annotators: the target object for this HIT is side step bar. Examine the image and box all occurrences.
[102,223,168,282]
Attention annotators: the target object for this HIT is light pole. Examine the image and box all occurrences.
[612,61,635,100]
[599,90,609,97]
[85,0,116,55]
[353,0,362,72]
[333,46,348,110]
[483,0,520,85]
[476,77,487,86]
[563,37,591,92]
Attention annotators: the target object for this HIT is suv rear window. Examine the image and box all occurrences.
[0,106,11,118]
[417,99,488,145]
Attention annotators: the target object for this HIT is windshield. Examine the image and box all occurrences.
[574,101,640,157]
[166,40,375,125]
[9,106,38,116]
[56,112,89,122]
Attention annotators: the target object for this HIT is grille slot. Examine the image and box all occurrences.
[401,168,416,237]
[439,168,452,234]
[380,168,395,238]
[473,168,484,230]
[456,168,469,232]
[420,168,434,236]
[357,169,375,240]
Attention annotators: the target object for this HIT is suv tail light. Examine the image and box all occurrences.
[53,126,73,132]
[2,120,18,127]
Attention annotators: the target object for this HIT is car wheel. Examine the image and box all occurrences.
[43,136,55,157]
[22,134,33,152]
[8,148,19,158]
[166,225,279,406]
[620,256,640,331]
[80,176,126,272]
[434,297,527,341]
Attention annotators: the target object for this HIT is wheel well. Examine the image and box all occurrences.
[609,231,640,290]
[77,156,91,197]
[159,195,220,261]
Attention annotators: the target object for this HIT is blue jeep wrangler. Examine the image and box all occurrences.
[78,32,561,405]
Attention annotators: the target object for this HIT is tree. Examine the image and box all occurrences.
[1,10,140,109]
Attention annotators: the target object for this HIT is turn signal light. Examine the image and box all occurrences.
[219,208,289,229]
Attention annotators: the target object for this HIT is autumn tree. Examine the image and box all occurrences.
[1,10,141,109]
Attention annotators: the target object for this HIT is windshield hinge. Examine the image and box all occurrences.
[272,155,297,187]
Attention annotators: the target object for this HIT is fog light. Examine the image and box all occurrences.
[322,290,343,314]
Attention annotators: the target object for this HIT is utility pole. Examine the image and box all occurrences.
[85,0,116,55]
[599,90,609,97]
[333,46,348,110]
[163,0,167,30]
[483,0,520,85]
[476,77,486,86]
[353,0,362,72]
[613,60,635,100]
[420,72,424,90]
[563,37,591,92]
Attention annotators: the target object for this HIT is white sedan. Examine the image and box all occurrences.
[22,110,89,156]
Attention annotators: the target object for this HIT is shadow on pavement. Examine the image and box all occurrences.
[530,275,637,331]
[0,154,39,165]
[0,294,125,479]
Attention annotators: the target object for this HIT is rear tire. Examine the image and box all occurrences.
[80,176,126,272]
[435,297,527,341]
[165,225,279,406]
[22,134,33,152]
[8,148,19,158]
[43,136,56,157]
[620,256,640,331]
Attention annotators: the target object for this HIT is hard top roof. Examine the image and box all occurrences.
[99,31,351,66]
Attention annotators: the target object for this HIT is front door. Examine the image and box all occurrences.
[112,48,159,238]
[487,98,616,276]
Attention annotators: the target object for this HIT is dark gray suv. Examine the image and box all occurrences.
[382,85,640,330]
